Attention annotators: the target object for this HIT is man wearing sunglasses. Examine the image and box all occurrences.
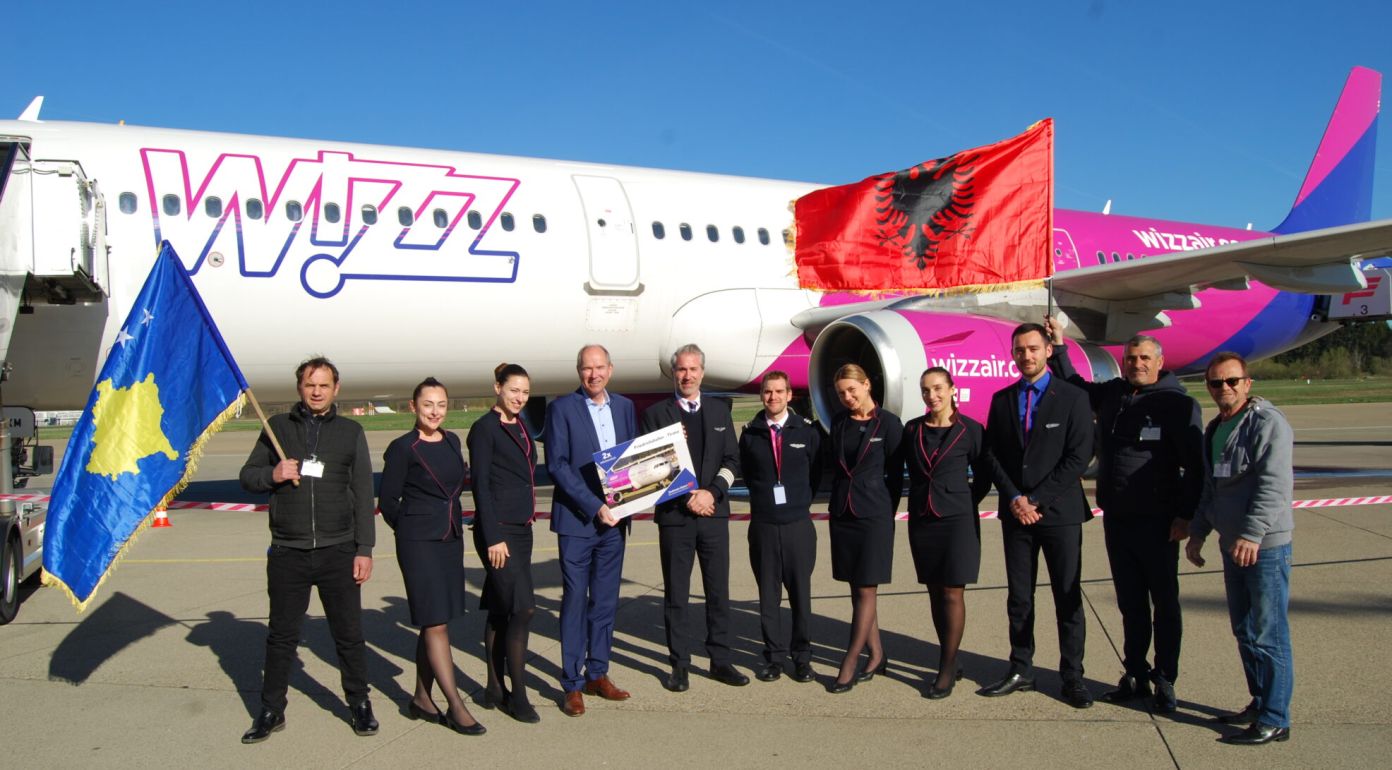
[1186,352,1295,746]
[1044,318,1204,714]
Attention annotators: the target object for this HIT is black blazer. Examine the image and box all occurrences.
[739,410,824,524]
[467,409,537,547]
[904,414,994,520]
[828,409,905,520]
[378,430,466,541]
[985,376,1094,526]
[640,395,739,525]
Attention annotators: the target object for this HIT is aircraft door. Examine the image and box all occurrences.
[572,175,641,293]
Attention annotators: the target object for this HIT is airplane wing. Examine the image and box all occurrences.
[791,218,1392,343]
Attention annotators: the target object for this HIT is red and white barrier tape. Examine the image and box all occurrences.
[5,493,1389,520]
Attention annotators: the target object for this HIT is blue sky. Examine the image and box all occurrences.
[4,0,1390,230]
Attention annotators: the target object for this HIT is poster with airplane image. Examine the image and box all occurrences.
[593,422,697,520]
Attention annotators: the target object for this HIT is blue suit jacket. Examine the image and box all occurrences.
[545,388,637,538]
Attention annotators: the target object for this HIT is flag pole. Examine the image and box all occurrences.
[244,387,299,487]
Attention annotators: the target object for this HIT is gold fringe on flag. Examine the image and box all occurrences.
[41,390,249,613]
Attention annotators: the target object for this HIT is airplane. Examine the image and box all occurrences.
[0,66,1389,432]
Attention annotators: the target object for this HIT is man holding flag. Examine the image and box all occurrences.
[239,356,378,743]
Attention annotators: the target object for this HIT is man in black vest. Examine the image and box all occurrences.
[739,370,823,683]
[1046,318,1204,712]
[641,343,748,691]
[238,356,378,743]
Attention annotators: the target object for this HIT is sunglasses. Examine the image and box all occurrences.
[1206,376,1248,390]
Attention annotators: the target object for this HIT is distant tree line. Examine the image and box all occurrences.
[1250,322,1392,379]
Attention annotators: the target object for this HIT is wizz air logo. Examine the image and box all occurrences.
[141,148,521,298]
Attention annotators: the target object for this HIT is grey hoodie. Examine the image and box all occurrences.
[1189,396,1294,550]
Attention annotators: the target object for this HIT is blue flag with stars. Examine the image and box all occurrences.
[44,242,248,610]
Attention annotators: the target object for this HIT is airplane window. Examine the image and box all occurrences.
[757,227,770,245]
[118,192,137,214]
[286,201,303,222]
[679,223,692,241]
[501,212,515,231]
[733,226,745,244]
[433,208,449,228]
[781,229,790,246]
[205,197,223,218]
[361,204,378,225]
[1125,253,1135,260]
[325,203,341,224]
[467,210,482,230]
[162,194,181,217]
[247,198,264,220]
[706,225,719,242]
[398,206,414,226]
[1096,250,1106,265]
[1110,252,1121,263]
[652,221,665,239]
[533,214,547,233]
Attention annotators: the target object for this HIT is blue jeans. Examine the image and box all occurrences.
[1222,542,1293,728]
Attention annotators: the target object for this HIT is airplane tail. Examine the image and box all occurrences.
[1272,66,1380,234]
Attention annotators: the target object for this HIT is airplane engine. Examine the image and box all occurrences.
[807,310,1121,424]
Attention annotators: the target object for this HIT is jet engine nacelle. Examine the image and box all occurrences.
[807,310,1121,424]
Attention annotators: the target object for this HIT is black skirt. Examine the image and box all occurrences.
[908,512,981,585]
[829,514,894,585]
[395,534,468,627]
[473,522,535,614]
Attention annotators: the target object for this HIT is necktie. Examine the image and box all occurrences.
[687,400,698,413]
[1024,386,1035,442]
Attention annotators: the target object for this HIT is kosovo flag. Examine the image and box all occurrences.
[43,242,248,610]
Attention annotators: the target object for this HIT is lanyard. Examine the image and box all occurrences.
[917,421,966,518]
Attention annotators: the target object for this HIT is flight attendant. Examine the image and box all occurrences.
[379,378,485,736]
[826,364,905,693]
[904,367,995,698]
[469,363,541,724]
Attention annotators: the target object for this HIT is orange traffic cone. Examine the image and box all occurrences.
[151,507,172,528]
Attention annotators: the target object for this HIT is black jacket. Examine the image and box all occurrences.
[378,429,466,541]
[467,410,537,545]
[240,404,375,555]
[640,395,739,525]
[985,376,1094,527]
[739,410,823,524]
[903,414,994,520]
[828,410,905,520]
[1050,346,1204,521]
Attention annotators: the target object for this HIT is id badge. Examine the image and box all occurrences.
[1213,462,1231,478]
[301,458,325,478]
[1140,426,1161,441]
[773,484,787,505]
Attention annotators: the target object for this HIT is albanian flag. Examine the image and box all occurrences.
[793,119,1053,293]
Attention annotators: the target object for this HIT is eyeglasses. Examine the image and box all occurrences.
[1206,376,1248,390]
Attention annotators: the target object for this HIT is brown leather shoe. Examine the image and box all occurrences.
[583,675,631,701]
[562,691,585,717]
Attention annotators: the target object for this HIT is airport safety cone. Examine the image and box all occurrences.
[151,507,172,528]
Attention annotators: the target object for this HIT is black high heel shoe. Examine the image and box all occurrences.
[926,666,965,700]
[480,688,508,710]
[855,657,889,683]
[827,677,856,694]
[445,707,487,736]
[407,701,446,725]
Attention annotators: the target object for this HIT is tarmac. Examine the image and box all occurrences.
[1,402,1389,769]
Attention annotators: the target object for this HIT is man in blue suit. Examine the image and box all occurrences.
[545,344,637,717]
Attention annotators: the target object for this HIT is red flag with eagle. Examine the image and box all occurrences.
[793,119,1053,294]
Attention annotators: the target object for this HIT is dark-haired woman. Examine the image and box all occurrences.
[904,367,995,699]
[827,364,905,693]
[469,364,540,723]
[379,378,485,735]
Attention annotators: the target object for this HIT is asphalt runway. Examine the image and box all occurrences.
[2,403,1389,768]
